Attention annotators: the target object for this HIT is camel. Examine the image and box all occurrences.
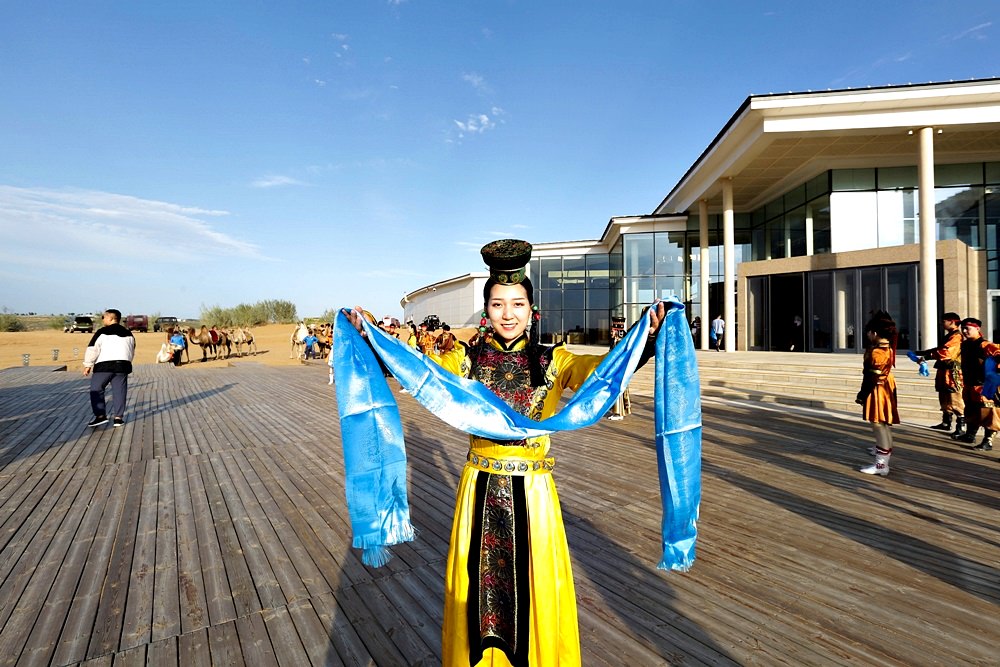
[186,326,231,362]
[229,327,258,357]
[290,322,309,359]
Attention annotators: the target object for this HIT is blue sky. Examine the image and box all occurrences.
[1,2,998,320]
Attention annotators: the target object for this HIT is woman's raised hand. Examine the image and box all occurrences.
[343,306,368,335]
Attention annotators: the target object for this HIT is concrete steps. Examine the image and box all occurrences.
[581,347,944,426]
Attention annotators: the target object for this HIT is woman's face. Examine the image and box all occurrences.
[487,283,531,343]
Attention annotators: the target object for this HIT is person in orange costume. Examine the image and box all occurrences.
[856,311,900,476]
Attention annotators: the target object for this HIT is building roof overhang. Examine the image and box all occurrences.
[654,78,1000,216]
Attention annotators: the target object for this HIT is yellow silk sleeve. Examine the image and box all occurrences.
[551,346,606,392]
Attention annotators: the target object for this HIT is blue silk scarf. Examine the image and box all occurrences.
[332,300,701,571]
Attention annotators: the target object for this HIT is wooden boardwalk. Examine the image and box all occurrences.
[0,361,997,666]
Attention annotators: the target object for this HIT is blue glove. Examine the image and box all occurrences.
[907,350,920,363]
[984,357,1000,401]
[918,361,929,377]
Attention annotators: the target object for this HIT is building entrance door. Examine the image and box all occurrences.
[769,273,804,351]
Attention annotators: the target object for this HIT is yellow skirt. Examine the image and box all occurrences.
[442,442,581,667]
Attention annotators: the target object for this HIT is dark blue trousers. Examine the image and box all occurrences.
[90,371,129,418]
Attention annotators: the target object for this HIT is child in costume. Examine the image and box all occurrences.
[856,311,900,476]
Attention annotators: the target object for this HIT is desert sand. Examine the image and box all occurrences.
[0,323,482,372]
[0,324,324,372]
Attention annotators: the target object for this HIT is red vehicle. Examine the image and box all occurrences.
[125,314,148,332]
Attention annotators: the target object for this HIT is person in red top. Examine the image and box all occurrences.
[952,317,1000,451]
[856,311,900,476]
[914,312,965,436]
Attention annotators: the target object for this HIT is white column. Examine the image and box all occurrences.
[918,127,938,350]
[699,199,710,350]
[723,179,736,352]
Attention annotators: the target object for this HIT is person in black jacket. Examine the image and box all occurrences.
[83,309,136,427]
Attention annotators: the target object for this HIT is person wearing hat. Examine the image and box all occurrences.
[856,311,901,476]
[913,312,966,436]
[952,317,1000,450]
[435,322,457,354]
[344,239,669,666]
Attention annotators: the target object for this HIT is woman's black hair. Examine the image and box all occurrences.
[470,276,545,386]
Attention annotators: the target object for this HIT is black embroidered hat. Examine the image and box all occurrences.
[480,239,532,285]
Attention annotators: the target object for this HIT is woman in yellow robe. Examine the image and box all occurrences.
[426,240,662,666]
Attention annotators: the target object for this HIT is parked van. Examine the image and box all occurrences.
[125,314,149,332]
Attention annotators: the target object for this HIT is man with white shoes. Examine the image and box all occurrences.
[83,309,136,428]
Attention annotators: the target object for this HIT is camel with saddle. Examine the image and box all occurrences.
[228,327,258,357]
[187,326,231,362]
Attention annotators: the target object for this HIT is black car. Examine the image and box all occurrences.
[154,316,179,332]
[421,314,441,331]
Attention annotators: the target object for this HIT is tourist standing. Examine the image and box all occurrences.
[83,309,135,428]
[711,314,725,351]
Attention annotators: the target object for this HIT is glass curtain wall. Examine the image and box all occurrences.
[529,252,612,346]
[748,264,918,353]
[750,162,1000,290]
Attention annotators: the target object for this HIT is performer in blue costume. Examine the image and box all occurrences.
[336,239,701,667]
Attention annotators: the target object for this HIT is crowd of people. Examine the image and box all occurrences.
[857,309,1000,478]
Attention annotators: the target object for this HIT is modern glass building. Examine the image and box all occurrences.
[403,79,1000,352]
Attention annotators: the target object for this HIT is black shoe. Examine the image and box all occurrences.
[972,440,993,451]
[955,432,977,443]
[930,422,951,431]
[88,416,109,427]
[113,417,125,428]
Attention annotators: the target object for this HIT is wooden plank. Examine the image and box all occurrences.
[309,591,376,666]
[169,456,208,635]
[175,628,210,667]
[145,635,178,667]
[86,465,146,660]
[261,605,312,666]
[50,465,131,666]
[218,451,309,604]
[4,465,106,666]
[196,457,260,618]
[206,452,286,611]
[183,455,235,627]
[119,460,159,650]
[207,620,242,667]
[233,612,278,667]
[151,458,181,642]
[0,470,79,628]
[285,598,344,667]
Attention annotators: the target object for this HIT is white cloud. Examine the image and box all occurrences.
[944,22,991,42]
[250,175,307,188]
[462,72,489,93]
[0,185,264,266]
[452,107,506,140]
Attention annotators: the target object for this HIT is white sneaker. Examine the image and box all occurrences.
[606,414,624,421]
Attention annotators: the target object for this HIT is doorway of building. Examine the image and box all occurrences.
[769,273,805,351]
